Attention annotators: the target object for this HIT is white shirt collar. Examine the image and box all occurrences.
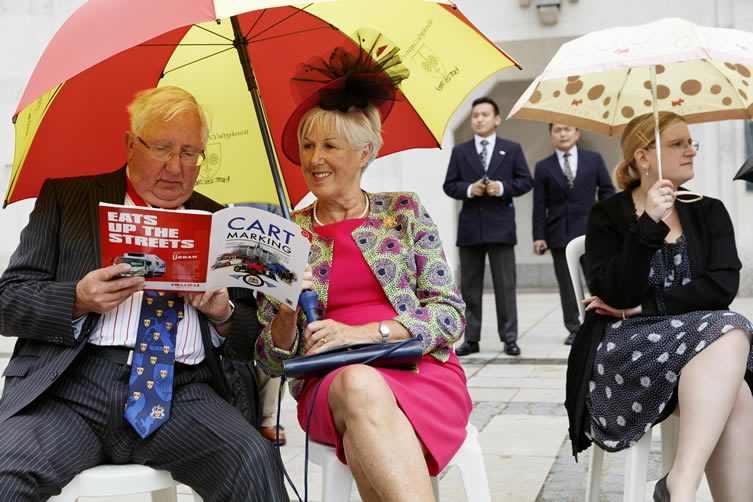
[474,134,496,151]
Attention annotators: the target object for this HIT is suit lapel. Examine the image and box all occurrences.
[549,154,570,193]
[90,166,128,267]
[571,153,592,190]
[485,137,507,179]
[462,141,486,179]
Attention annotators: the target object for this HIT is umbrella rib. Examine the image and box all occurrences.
[247,25,335,45]
[192,22,234,42]
[246,4,319,43]
[612,67,633,135]
[141,43,232,46]
[243,8,267,40]
[162,46,236,77]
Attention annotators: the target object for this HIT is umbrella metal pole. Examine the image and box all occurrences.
[650,64,663,179]
[231,16,291,220]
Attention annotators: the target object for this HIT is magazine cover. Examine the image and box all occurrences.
[99,203,312,307]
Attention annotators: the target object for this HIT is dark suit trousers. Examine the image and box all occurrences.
[459,243,518,343]
[0,349,287,502]
[551,248,581,335]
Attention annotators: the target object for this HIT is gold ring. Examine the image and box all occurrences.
[321,337,328,344]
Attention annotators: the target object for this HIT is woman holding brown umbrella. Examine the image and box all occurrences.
[567,111,753,501]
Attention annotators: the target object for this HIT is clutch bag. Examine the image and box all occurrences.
[283,336,423,380]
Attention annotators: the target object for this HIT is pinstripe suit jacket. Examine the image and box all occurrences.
[0,167,257,423]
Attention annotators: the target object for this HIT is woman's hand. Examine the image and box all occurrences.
[583,295,642,319]
[645,179,675,223]
[271,265,314,350]
[276,264,314,318]
[304,319,363,354]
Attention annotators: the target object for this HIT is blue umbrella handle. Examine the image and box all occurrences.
[299,290,319,323]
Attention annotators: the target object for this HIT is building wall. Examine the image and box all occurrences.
[1,0,752,293]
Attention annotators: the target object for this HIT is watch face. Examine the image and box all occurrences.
[379,324,390,335]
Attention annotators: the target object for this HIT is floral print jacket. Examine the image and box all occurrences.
[255,191,466,399]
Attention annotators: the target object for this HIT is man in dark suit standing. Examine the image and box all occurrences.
[443,97,533,356]
[0,87,286,501]
[532,123,615,345]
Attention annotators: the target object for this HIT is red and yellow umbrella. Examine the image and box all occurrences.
[9,0,519,214]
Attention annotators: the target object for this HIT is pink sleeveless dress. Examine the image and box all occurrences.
[296,218,471,476]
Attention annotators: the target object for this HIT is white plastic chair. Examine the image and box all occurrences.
[48,464,202,502]
[566,235,679,502]
[309,423,490,502]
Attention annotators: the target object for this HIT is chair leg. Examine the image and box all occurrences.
[452,442,491,502]
[320,455,354,502]
[184,487,204,501]
[584,445,604,502]
[150,486,178,502]
[431,476,440,501]
[660,416,679,475]
[623,430,652,502]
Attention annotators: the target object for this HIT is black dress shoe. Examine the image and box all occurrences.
[503,341,521,356]
[564,332,576,345]
[455,341,479,356]
[653,474,670,502]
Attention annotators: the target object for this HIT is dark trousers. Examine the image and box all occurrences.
[0,349,287,502]
[552,248,581,335]
[459,243,518,343]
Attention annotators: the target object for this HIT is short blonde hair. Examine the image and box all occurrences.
[614,111,687,189]
[127,86,209,146]
[297,105,383,170]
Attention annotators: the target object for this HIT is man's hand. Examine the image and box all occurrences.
[470,179,486,197]
[73,263,145,318]
[533,240,548,255]
[182,288,232,322]
[484,180,501,197]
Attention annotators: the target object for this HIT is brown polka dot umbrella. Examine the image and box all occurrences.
[508,18,753,178]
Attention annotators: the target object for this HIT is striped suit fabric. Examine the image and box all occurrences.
[0,167,287,501]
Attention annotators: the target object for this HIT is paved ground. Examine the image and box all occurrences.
[1,291,750,501]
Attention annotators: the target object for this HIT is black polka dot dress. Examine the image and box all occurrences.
[586,235,753,451]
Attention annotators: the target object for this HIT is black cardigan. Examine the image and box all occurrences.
[565,188,742,457]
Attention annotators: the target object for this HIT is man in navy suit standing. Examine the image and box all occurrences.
[532,123,615,345]
[444,97,533,356]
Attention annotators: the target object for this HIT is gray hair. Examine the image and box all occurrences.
[127,86,209,146]
[297,105,383,171]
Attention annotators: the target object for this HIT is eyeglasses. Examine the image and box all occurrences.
[136,137,205,167]
[647,139,700,153]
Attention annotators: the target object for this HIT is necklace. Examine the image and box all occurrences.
[313,191,369,226]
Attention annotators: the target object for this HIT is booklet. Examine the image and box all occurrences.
[99,203,312,307]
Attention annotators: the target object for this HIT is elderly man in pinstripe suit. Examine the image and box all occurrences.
[0,87,287,501]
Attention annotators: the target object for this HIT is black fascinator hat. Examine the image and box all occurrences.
[282,37,409,165]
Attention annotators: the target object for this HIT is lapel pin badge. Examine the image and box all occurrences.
[499,150,506,156]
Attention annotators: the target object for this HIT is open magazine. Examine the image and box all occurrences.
[99,203,312,307]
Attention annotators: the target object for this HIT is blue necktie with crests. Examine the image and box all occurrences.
[479,139,489,170]
[124,291,183,438]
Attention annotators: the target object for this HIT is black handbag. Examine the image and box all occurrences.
[283,336,423,380]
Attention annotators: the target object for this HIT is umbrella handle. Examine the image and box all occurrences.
[673,190,703,203]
